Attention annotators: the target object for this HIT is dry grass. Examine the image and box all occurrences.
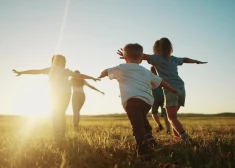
[0,115,234,168]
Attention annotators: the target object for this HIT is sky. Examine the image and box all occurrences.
[0,0,235,116]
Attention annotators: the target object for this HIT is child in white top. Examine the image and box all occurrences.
[13,54,99,139]
[98,43,177,162]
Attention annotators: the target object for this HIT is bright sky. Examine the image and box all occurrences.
[0,0,235,116]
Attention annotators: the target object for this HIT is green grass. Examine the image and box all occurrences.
[0,115,235,168]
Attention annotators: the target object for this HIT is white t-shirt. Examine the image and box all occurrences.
[107,63,162,109]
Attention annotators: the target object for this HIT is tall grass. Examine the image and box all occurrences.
[0,115,234,168]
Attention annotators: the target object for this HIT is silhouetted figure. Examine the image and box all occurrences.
[13,54,99,139]
[70,70,104,129]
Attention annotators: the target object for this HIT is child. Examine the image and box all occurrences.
[150,66,171,134]
[118,38,207,141]
[99,43,177,162]
[13,54,99,139]
[70,70,104,130]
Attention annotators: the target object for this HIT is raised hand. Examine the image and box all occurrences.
[196,61,208,64]
[100,91,105,95]
[117,48,125,59]
[12,69,21,76]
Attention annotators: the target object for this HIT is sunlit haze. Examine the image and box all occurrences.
[0,0,235,116]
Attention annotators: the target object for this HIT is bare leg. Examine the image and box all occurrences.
[163,115,171,132]
[166,106,184,136]
[72,92,85,128]
[152,114,161,126]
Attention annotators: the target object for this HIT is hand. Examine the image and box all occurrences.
[93,78,100,82]
[117,48,125,59]
[100,91,105,95]
[12,69,21,76]
[196,61,208,64]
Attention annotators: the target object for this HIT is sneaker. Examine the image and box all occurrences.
[156,124,164,132]
[137,144,151,162]
[180,132,193,143]
[166,130,171,134]
[139,154,151,163]
[145,133,157,148]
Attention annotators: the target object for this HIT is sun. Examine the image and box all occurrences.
[11,76,51,117]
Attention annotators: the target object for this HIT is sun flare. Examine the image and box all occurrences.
[11,77,51,117]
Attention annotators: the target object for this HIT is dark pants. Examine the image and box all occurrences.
[125,98,152,155]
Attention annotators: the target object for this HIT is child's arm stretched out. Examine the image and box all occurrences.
[13,68,50,76]
[98,69,108,79]
[117,49,207,64]
[183,58,207,64]
[69,70,100,82]
[85,81,105,95]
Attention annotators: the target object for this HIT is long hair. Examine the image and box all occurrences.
[51,54,66,67]
[49,54,66,82]
[159,38,173,58]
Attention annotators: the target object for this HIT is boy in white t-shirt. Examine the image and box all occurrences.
[98,44,177,162]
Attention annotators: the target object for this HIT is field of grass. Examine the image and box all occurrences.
[0,114,234,168]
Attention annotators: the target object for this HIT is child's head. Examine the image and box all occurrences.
[123,43,143,63]
[51,54,66,68]
[158,38,173,58]
[150,66,157,75]
[153,40,160,54]
[74,70,80,74]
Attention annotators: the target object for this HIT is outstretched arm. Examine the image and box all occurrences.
[183,58,207,64]
[160,80,178,94]
[117,48,150,61]
[98,69,108,79]
[71,72,100,82]
[12,68,50,76]
[86,82,104,95]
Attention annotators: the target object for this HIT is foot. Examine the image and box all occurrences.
[166,130,171,134]
[180,132,192,143]
[156,124,164,132]
[145,133,157,148]
[138,154,151,163]
[74,125,78,131]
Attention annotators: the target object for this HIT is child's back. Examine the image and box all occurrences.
[99,43,177,162]
[108,63,162,108]
[149,54,184,87]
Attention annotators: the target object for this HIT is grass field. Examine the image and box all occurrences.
[0,114,234,168]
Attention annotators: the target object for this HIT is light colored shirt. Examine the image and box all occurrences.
[49,66,72,93]
[72,80,89,93]
[107,63,162,109]
[148,54,184,88]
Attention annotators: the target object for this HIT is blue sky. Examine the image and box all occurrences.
[0,0,235,115]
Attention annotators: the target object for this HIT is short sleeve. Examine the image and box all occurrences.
[175,57,184,66]
[107,66,120,80]
[150,72,162,89]
[148,54,159,66]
